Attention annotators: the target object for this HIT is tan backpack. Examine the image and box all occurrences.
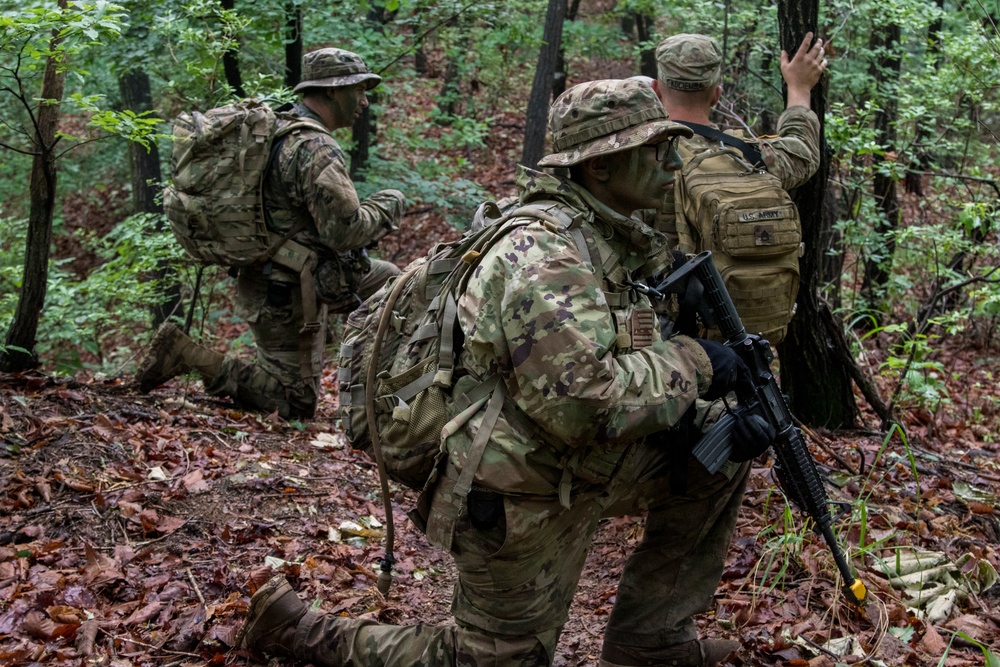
[674,126,803,343]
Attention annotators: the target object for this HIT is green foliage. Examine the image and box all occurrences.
[0,211,189,374]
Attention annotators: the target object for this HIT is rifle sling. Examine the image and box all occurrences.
[675,120,767,171]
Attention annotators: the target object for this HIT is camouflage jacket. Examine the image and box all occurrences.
[656,104,820,245]
[262,103,403,279]
[447,166,713,497]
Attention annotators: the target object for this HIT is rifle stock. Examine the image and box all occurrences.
[651,251,867,607]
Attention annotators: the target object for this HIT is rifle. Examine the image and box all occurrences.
[635,251,867,606]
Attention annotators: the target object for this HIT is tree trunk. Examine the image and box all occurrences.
[219,0,245,97]
[552,0,580,99]
[860,22,902,314]
[904,0,944,197]
[522,0,567,169]
[284,1,303,89]
[119,68,180,327]
[1,15,66,372]
[350,6,392,180]
[635,12,657,78]
[776,1,860,429]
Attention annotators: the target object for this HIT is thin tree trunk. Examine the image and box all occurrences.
[284,1,303,89]
[351,6,392,180]
[552,0,581,99]
[635,12,657,78]
[522,0,567,169]
[119,68,180,327]
[219,0,245,97]
[2,5,67,372]
[776,1,862,429]
[860,22,902,313]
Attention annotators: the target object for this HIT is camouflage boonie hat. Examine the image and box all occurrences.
[656,34,723,91]
[293,48,382,93]
[537,79,692,168]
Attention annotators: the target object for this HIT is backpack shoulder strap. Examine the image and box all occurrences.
[675,120,767,171]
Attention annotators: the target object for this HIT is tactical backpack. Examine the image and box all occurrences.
[164,99,327,268]
[338,202,582,489]
[674,123,803,343]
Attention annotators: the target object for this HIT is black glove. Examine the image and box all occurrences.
[729,410,776,462]
[695,339,749,401]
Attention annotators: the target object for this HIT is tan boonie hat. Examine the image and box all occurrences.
[537,79,693,168]
[655,34,723,91]
[293,48,382,93]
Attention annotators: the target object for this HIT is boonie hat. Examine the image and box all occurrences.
[537,79,692,168]
[293,48,382,93]
[538,79,692,167]
[655,34,723,91]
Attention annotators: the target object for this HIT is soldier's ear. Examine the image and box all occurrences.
[581,155,611,183]
[710,85,723,107]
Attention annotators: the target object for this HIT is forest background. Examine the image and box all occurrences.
[1,0,1000,665]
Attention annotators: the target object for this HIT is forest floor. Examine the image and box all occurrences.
[2,309,1000,667]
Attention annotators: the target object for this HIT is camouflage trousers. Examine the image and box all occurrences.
[289,445,749,666]
[207,259,399,419]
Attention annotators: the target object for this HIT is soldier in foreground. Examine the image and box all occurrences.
[138,48,404,419]
[236,80,773,666]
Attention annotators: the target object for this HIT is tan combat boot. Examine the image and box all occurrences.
[136,323,224,393]
[235,576,308,657]
[599,638,740,667]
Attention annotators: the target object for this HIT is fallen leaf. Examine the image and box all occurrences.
[918,624,947,655]
[183,469,210,493]
[83,543,125,588]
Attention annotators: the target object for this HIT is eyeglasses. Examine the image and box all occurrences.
[649,136,680,162]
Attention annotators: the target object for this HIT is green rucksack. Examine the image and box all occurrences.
[164,98,326,269]
[674,125,803,343]
[338,202,579,491]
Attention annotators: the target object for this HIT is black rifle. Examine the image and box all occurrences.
[635,251,867,606]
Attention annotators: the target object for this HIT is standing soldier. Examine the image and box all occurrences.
[138,48,404,420]
[235,79,773,667]
[652,33,826,343]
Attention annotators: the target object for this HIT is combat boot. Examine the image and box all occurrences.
[137,323,224,393]
[235,576,308,657]
[599,638,740,667]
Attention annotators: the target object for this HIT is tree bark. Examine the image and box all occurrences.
[283,1,303,89]
[522,0,567,169]
[2,10,67,372]
[350,6,392,180]
[860,22,902,313]
[552,0,580,99]
[219,0,245,97]
[119,68,180,327]
[776,1,861,429]
[635,12,657,78]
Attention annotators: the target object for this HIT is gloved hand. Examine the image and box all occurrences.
[695,339,750,401]
[729,410,776,462]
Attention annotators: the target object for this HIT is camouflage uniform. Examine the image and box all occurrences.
[210,96,403,419]
[262,81,749,667]
[652,34,820,250]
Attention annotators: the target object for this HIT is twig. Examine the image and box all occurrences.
[911,170,1000,198]
[186,568,206,606]
[259,491,329,498]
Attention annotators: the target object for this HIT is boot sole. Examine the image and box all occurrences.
[235,576,295,651]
